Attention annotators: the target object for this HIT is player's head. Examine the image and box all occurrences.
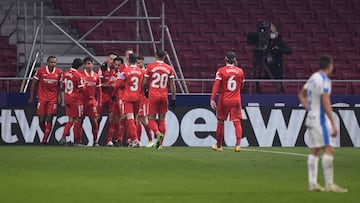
[225,51,236,65]
[47,56,57,68]
[113,57,123,68]
[128,53,138,65]
[155,50,166,61]
[72,58,83,70]
[319,55,334,75]
[124,48,134,63]
[83,57,93,72]
[107,52,118,66]
[136,56,145,68]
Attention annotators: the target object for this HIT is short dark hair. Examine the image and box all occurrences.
[47,56,56,62]
[83,56,93,64]
[319,55,333,70]
[156,50,166,59]
[72,58,83,69]
[114,57,124,64]
[225,51,236,64]
[109,52,118,57]
[129,53,138,64]
[137,56,145,61]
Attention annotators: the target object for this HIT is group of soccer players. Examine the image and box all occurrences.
[28,49,176,149]
[28,49,347,192]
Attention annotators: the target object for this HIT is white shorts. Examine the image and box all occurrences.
[304,116,335,148]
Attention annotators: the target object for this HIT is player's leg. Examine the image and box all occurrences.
[115,100,126,146]
[308,147,323,191]
[148,97,160,136]
[124,102,139,147]
[322,145,347,192]
[73,104,83,145]
[43,102,57,144]
[37,101,46,134]
[212,100,227,152]
[87,101,99,146]
[138,116,154,147]
[230,103,243,152]
[105,101,115,146]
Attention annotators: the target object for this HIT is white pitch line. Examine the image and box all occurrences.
[241,148,308,157]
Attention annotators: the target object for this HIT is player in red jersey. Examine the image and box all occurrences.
[114,53,144,147]
[59,58,84,145]
[136,56,154,147]
[28,56,63,145]
[98,52,118,146]
[143,50,176,149]
[81,57,102,147]
[113,48,134,146]
[210,51,245,152]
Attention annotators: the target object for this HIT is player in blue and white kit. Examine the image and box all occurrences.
[298,55,347,193]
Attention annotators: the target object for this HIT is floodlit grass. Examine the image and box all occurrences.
[0,146,358,203]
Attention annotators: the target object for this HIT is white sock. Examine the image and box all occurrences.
[307,154,319,185]
[322,153,334,186]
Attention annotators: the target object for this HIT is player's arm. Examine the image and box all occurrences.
[58,72,63,104]
[142,76,149,98]
[321,93,338,136]
[96,78,103,105]
[28,79,38,104]
[210,71,221,110]
[298,88,308,110]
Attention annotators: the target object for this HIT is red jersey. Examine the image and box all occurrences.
[33,66,62,102]
[120,65,144,102]
[211,65,244,102]
[63,68,84,104]
[145,61,174,98]
[82,70,101,102]
[98,67,116,98]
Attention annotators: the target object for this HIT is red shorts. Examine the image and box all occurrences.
[121,101,140,115]
[138,98,149,117]
[65,102,83,118]
[148,97,168,115]
[37,100,57,115]
[83,100,98,117]
[98,98,114,114]
[216,100,242,121]
[113,99,122,116]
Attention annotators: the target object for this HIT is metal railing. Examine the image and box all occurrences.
[1,77,359,94]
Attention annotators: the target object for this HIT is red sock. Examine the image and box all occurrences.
[91,120,99,143]
[136,121,142,141]
[216,122,224,148]
[144,124,152,141]
[42,122,52,143]
[73,121,82,144]
[233,120,243,145]
[116,118,126,142]
[148,119,159,135]
[62,121,73,137]
[107,121,115,142]
[159,119,166,135]
[127,119,137,141]
[40,122,45,133]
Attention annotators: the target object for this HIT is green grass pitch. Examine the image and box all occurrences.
[0,146,358,203]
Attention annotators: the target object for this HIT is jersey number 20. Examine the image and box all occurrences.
[151,73,168,89]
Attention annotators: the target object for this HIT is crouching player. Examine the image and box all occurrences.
[60,58,84,145]
[81,57,102,147]
[210,51,244,152]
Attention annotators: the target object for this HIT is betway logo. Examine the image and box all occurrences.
[0,107,359,147]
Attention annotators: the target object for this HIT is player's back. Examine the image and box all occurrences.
[34,66,62,102]
[82,70,100,101]
[122,65,144,102]
[145,61,174,98]
[305,72,332,118]
[217,65,244,101]
[63,68,84,103]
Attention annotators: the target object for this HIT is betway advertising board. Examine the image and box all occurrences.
[0,105,359,147]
